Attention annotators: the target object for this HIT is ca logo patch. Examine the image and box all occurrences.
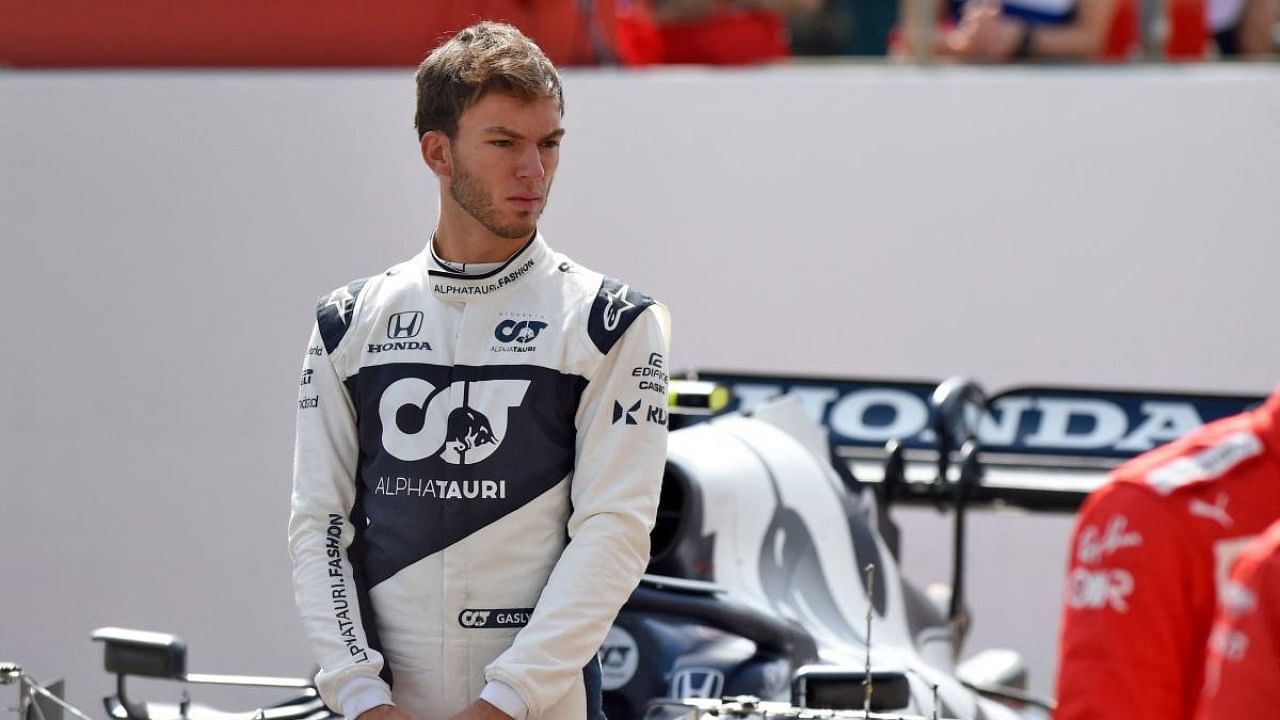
[379,378,531,464]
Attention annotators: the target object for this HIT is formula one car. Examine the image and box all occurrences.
[600,371,1261,719]
[37,375,1257,720]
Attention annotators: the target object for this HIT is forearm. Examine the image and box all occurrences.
[1239,0,1279,55]
[486,303,671,716]
[1022,22,1106,59]
[484,437,662,715]
[1027,0,1116,59]
[485,510,653,703]
[289,324,389,718]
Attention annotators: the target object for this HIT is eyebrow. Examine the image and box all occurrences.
[484,126,566,142]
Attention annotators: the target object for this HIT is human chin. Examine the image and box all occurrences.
[487,212,538,239]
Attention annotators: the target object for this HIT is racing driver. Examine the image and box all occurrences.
[1194,517,1280,719]
[288,22,672,720]
[1055,387,1280,719]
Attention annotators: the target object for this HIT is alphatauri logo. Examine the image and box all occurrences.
[494,319,548,344]
[379,378,530,465]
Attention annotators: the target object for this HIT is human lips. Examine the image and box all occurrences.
[508,194,542,211]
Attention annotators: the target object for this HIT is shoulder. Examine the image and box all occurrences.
[1106,409,1271,498]
[586,275,666,356]
[1074,406,1278,562]
[313,259,419,353]
[551,253,668,356]
[315,276,372,354]
[1072,479,1179,561]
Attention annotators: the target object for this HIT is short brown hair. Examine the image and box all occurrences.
[414,22,563,139]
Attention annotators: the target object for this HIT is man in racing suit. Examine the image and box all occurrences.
[1055,388,1280,719]
[1194,517,1280,719]
[288,22,672,720]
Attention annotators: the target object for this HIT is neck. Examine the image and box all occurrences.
[433,201,532,264]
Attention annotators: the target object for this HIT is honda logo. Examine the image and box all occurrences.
[387,311,423,339]
[670,668,724,699]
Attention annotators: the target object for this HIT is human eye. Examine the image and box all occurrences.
[488,139,514,148]
[539,139,561,149]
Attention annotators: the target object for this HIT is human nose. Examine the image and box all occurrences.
[514,145,545,179]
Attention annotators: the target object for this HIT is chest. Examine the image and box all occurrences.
[357,296,577,371]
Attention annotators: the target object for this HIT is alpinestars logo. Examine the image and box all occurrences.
[602,284,637,332]
[324,286,356,325]
[379,378,531,464]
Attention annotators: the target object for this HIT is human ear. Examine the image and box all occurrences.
[421,131,452,178]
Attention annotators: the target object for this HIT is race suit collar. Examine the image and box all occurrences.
[427,232,548,303]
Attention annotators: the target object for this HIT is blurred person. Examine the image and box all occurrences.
[1194,518,1280,718]
[645,0,824,64]
[1055,388,1280,720]
[1165,0,1279,58]
[288,21,672,720]
[894,0,1135,61]
[789,0,901,56]
[1208,0,1279,56]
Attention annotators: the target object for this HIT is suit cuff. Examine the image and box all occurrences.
[336,675,394,720]
[480,680,528,720]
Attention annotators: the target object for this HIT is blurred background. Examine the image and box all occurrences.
[2,0,1279,66]
[2,0,1279,716]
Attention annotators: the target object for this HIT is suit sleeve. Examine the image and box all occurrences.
[1195,527,1280,720]
[1054,482,1201,720]
[288,324,392,719]
[484,302,672,718]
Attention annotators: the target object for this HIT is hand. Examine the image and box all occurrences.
[357,706,417,720]
[943,3,1026,61]
[448,700,513,720]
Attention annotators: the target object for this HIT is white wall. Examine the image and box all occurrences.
[3,64,1279,713]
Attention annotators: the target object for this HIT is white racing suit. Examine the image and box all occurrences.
[289,234,671,720]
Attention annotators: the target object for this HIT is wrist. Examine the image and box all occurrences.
[1014,22,1036,59]
[478,681,526,720]
[337,677,394,720]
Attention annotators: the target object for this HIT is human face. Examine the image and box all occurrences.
[446,93,563,240]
